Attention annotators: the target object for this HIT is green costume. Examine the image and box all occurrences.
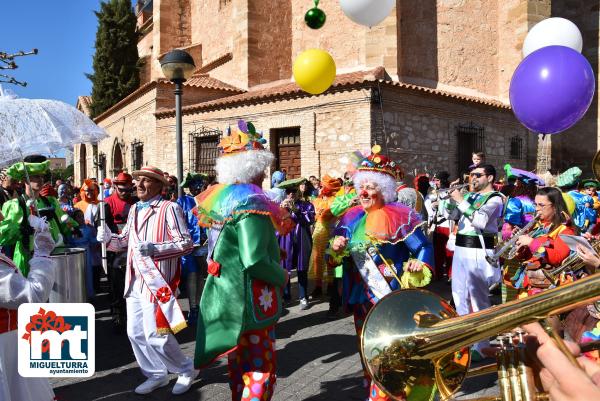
[193,183,289,367]
[0,160,76,276]
[329,191,357,278]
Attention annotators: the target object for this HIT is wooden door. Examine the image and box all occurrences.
[273,127,301,178]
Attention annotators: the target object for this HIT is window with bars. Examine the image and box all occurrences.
[219,0,231,10]
[131,140,144,171]
[510,136,523,160]
[189,127,222,176]
[456,122,484,175]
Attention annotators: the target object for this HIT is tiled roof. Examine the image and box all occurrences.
[384,80,509,109]
[155,66,510,119]
[184,74,242,92]
[93,75,243,123]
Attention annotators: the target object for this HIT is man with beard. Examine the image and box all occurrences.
[97,166,196,395]
[0,156,76,276]
[105,172,137,227]
[447,164,504,360]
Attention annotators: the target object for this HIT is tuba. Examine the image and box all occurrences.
[359,273,600,401]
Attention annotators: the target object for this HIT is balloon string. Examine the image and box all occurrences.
[313,0,319,7]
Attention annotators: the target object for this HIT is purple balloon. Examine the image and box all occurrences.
[509,45,595,134]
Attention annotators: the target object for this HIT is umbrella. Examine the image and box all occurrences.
[276,177,308,189]
[0,86,108,167]
[0,86,110,273]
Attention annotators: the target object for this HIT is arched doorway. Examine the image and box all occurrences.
[113,141,124,176]
[79,144,87,182]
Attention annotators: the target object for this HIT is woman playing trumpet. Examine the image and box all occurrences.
[508,187,575,296]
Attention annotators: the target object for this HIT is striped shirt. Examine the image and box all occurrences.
[107,196,193,301]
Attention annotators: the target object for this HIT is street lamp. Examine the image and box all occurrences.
[160,49,195,198]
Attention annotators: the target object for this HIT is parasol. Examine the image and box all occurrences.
[0,86,110,272]
[0,86,108,166]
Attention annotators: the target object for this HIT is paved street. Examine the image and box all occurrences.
[51,280,498,401]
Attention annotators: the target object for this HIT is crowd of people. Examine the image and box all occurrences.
[1,131,600,400]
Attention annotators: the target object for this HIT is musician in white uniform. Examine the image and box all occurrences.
[0,215,56,401]
[424,171,454,280]
[447,164,504,360]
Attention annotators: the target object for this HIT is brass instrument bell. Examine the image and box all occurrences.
[360,273,600,401]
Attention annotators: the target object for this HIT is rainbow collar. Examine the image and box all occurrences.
[195,183,293,234]
[339,202,424,244]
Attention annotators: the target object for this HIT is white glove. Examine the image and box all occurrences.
[28,214,50,233]
[138,241,156,257]
[96,223,112,244]
[33,230,55,258]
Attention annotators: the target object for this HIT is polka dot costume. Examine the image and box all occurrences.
[227,326,277,401]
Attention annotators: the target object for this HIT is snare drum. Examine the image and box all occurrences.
[50,247,86,303]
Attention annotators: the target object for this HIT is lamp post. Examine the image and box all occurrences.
[160,49,195,198]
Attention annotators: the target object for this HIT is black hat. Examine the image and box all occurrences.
[23,155,48,163]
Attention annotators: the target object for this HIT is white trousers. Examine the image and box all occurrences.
[126,286,193,379]
[451,246,502,352]
[0,331,54,401]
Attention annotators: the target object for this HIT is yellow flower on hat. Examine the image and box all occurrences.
[219,131,250,154]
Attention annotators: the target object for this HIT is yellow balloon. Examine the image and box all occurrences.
[293,49,336,95]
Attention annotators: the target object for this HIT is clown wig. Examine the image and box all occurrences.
[216,150,275,185]
[353,171,398,204]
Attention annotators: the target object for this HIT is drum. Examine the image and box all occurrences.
[50,247,87,303]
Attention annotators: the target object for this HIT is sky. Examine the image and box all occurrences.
[2,1,104,105]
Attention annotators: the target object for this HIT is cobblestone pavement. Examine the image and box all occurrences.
[51,280,499,401]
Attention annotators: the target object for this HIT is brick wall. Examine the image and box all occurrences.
[248,0,292,86]
[549,0,599,176]
[378,85,535,181]
[191,0,249,89]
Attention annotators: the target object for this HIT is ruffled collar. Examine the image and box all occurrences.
[195,183,293,235]
[338,202,424,244]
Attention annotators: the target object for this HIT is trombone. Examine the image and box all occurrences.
[359,272,600,401]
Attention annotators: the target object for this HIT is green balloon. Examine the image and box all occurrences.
[304,7,326,29]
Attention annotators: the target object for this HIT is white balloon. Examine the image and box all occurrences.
[523,17,583,57]
[339,0,395,28]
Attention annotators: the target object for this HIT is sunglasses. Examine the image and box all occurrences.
[116,187,133,193]
[469,172,485,178]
